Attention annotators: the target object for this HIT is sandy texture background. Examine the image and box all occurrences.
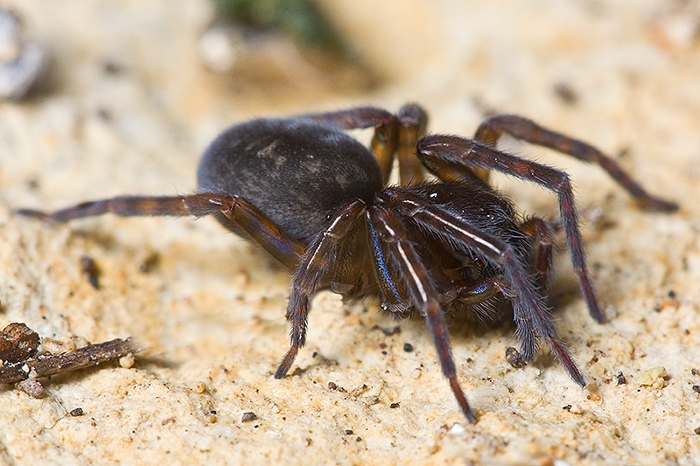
[1,1,699,464]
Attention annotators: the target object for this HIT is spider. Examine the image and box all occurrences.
[18,104,677,422]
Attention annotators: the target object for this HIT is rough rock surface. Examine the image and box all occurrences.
[1,1,699,464]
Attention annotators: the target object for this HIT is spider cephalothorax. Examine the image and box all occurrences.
[18,104,677,422]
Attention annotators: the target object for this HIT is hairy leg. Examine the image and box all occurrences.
[17,193,306,270]
[416,135,603,323]
[396,103,428,185]
[474,114,678,212]
[520,217,557,294]
[369,203,477,422]
[274,200,367,378]
[301,106,399,184]
[301,103,433,186]
[380,189,585,387]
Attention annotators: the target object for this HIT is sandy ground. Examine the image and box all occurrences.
[1,1,699,465]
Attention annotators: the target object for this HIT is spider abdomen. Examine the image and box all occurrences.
[197,118,384,243]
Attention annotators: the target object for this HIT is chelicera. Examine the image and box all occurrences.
[18,104,677,422]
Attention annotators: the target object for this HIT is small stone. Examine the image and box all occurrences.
[119,353,135,368]
[505,346,526,368]
[615,372,626,385]
[17,378,45,398]
[567,404,583,415]
[241,412,257,422]
[637,367,667,389]
[448,423,465,435]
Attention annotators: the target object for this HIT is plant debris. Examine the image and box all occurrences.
[0,322,140,396]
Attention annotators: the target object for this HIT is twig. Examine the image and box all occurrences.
[0,337,140,385]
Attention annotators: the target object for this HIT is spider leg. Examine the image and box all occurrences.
[396,103,428,185]
[368,204,477,422]
[416,135,604,323]
[301,107,399,184]
[16,194,306,270]
[274,200,367,379]
[366,220,404,307]
[474,115,678,212]
[380,189,585,387]
[521,217,557,294]
[301,103,430,185]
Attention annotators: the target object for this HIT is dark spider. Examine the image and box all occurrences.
[17,104,677,422]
